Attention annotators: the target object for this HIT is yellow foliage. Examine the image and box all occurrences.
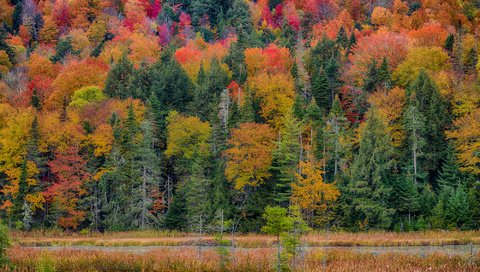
[368,87,406,147]
[291,155,340,223]
[165,111,211,159]
[446,107,480,175]
[393,46,450,86]
[224,123,276,191]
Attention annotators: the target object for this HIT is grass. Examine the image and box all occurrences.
[1,246,479,271]
[11,230,480,247]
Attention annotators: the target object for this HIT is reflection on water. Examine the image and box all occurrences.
[26,244,479,256]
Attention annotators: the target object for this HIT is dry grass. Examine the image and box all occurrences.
[11,230,480,247]
[2,246,479,272]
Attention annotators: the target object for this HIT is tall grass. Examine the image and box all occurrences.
[12,230,480,247]
[2,246,479,272]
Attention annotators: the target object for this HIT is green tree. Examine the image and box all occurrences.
[350,109,395,229]
[0,221,10,267]
[104,55,134,99]
[271,114,301,206]
[312,69,330,111]
[261,206,294,272]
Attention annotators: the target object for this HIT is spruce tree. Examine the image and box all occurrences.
[444,34,454,52]
[409,70,449,185]
[363,59,378,93]
[271,114,301,206]
[104,55,134,99]
[312,69,330,111]
[349,109,395,229]
[335,27,349,49]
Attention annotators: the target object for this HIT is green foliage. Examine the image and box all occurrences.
[69,86,105,108]
[0,221,10,267]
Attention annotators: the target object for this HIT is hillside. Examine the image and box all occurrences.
[0,0,479,233]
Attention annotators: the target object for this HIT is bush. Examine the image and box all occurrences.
[0,221,11,267]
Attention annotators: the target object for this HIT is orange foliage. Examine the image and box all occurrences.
[346,30,408,86]
[408,23,449,47]
[47,59,108,109]
[224,123,276,190]
[174,37,232,82]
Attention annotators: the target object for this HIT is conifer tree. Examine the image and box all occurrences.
[349,109,395,229]
[104,55,134,99]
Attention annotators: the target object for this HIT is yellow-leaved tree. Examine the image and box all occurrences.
[224,122,276,191]
[291,152,340,226]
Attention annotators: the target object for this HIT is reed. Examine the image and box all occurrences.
[2,246,479,272]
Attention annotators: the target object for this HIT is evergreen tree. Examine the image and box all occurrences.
[324,97,348,181]
[409,70,450,185]
[271,114,301,206]
[311,69,330,111]
[349,109,395,229]
[394,171,420,229]
[335,27,349,49]
[0,26,15,63]
[30,89,41,110]
[104,55,134,99]
[444,34,454,52]
[377,57,392,90]
[403,103,427,184]
[363,59,378,93]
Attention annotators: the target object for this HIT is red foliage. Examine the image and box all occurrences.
[53,0,71,31]
[46,146,90,230]
[338,85,366,125]
[140,0,161,19]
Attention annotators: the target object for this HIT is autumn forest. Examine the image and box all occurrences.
[0,0,479,236]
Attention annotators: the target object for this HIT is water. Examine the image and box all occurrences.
[25,244,480,256]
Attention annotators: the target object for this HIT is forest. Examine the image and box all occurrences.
[0,0,479,234]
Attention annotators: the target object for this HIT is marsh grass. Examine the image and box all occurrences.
[2,246,479,272]
[12,230,480,248]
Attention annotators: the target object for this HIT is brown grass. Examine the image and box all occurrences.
[2,246,479,272]
[11,230,480,247]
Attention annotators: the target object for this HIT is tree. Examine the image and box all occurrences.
[0,221,10,266]
[104,55,134,99]
[408,70,450,184]
[271,113,301,206]
[47,146,90,230]
[349,109,395,230]
[291,153,340,227]
[224,123,276,190]
[393,47,450,86]
[447,107,480,175]
[69,86,105,108]
[403,103,427,184]
[261,206,294,272]
[311,68,330,110]
[165,111,211,162]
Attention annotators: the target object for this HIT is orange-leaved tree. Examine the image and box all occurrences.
[224,123,276,191]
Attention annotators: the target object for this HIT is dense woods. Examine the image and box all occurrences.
[0,0,480,233]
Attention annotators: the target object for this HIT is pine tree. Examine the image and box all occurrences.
[437,147,464,189]
[377,57,392,91]
[403,103,427,184]
[312,69,330,111]
[30,89,41,110]
[349,109,395,229]
[363,59,378,93]
[0,26,15,63]
[444,34,454,52]
[335,27,349,49]
[409,70,449,185]
[104,55,134,99]
[271,114,301,207]
[133,118,162,229]
[394,171,420,229]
